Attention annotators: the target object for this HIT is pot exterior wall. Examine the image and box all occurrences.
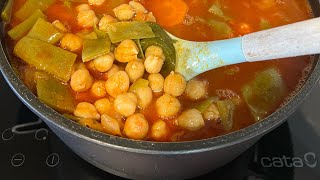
[46,119,261,179]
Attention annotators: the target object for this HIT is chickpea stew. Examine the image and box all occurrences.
[3,0,313,142]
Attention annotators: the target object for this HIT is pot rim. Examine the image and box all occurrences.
[1,21,319,155]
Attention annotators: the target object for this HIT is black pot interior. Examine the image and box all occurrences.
[0,0,320,153]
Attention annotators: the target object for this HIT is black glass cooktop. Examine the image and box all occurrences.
[0,73,319,180]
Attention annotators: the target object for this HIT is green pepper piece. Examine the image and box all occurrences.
[14,37,77,82]
[140,22,176,77]
[76,31,98,40]
[82,38,111,62]
[106,21,155,43]
[241,68,286,121]
[195,17,233,37]
[15,0,55,21]
[27,18,63,44]
[36,72,75,113]
[191,97,219,113]
[208,1,231,21]
[1,0,14,22]
[8,10,46,40]
[129,78,149,93]
[216,99,235,131]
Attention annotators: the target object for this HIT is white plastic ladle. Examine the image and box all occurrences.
[172,17,320,80]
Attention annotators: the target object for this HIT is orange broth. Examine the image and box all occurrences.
[8,0,313,141]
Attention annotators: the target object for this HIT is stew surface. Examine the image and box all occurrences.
[5,0,313,142]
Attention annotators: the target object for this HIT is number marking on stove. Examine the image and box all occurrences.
[11,153,25,167]
[46,153,60,167]
[1,128,15,141]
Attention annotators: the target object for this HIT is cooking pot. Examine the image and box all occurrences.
[1,1,320,179]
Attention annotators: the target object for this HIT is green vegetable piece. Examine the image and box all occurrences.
[260,18,272,30]
[106,21,155,43]
[1,0,14,22]
[27,18,63,44]
[217,99,235,131]
[208,1,231,21]
[192,97,219,113]
[82,38,111,62]
[14,37,77,82]
[8,10,46,40]
[129,78,149,93]
[140,22,176,77]
[196,17,233,37]
[76,31,98,39]
[36,72,75,113]
[146,22,175,46]
[242,68,287,121]
[15,0,55,21]
[134,39,145,59]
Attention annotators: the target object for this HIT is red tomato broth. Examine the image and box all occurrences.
[6,0,313,142]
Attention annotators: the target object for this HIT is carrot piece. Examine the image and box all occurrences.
[145,0,189,27]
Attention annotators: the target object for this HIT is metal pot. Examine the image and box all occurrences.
[1,1,320,179]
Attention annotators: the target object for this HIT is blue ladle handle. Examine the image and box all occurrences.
[174,17,320,80]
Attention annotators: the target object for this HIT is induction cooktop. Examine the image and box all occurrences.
[0,73,319,180]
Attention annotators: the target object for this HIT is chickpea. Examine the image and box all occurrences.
[70,69,93,92]
[146,12,156,22]
[114,39,139,63]
[99,15,117,31]
[52,20,68,33]
[177,109,205,131]
[145,46,165,60]
[74,102,100,120]
[129,1,148,13]
[151,120,168,140]
[101,114,122,136]
[88,0,106,6]
[134,86,153,109]
[93,53,115,73]
[60,33,83,52]
[156,94,181,118]
[76,4,91,12]
[164,71,187,97]
[203,103,220,121]
[113,4,135,21]
[94,98,112,115]
[125,59,145,83]
[106,64,120,79]
[90,81,107,98]
[148,73,164,93]
[114,93,137,117]
[185,79,208,100]
[105,71,130,98]
[77,10,99,28]
[124,113,149,140]
[144,55,164,74]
